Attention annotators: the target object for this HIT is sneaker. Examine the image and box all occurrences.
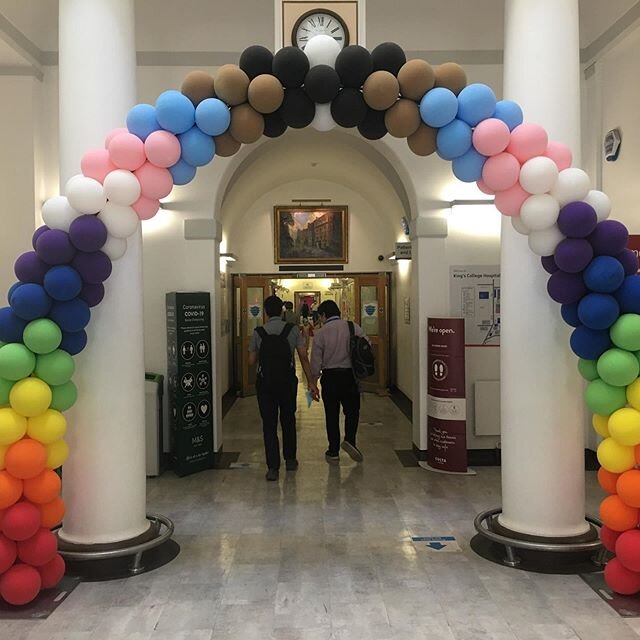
[286,460,299,471]
[341,441,363,462]
[325,450,339,463]
[266,468,279,481]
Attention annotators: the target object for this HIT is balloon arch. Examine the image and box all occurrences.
[0,36,639,605]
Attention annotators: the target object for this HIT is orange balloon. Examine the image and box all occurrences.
[598,468,621,495]
[39,496,64,529]
[617,470,640,508]
[0,470,22,509]
[600,494,639,531]
[5,439,47,480]
[23,469,60,505]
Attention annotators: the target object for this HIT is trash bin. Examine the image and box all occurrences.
[145,372,164,477]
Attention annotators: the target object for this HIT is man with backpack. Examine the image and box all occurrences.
[311,300,374,464]
[249,295,319,481]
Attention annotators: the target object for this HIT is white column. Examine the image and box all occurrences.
[499,0,588,537]
[58,0,149,544]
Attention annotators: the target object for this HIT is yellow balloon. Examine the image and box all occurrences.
[0,407,27,445]
[627,378,640,410]
[27,409,66,445]
[593,414,610,438]
[609,407,640,446]
[597,437,636,473]
[9,377,52,417]
[46,438,69,470]
[0,445,6,470]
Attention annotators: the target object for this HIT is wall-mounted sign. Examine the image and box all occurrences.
[395,242,412,260]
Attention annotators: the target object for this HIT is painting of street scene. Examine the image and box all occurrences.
[274,205,348,264]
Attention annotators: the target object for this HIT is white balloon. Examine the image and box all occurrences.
[519,156,558,195]
[511,215,530,236]
[549,168,590,206]
[528,225,565,256]
[103,169,141,206]
[311,103,336,132]
[102,235,127,260]
[98,202,139,239]
[583,189,611,221]
[520,193,560,231]
[41,195,81,232]
[66,175,106,214]
[304,35,341,68]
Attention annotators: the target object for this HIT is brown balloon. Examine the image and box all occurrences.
[385,99,420,138]
[214,132,242,157]
[229,104,264,144]
[407,123,438,156]
[248,74,284,114]
[181,70,216,106]
[215,64,250,106]
[398,59,435,101]
[434,62,467,95]
[363,70,399,111]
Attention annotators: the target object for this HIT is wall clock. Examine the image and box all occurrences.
[292,9,349,50]
[281,2,359,49]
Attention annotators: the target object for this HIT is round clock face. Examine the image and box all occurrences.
[292,10,349,50]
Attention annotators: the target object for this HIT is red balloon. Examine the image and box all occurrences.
[38,554,65,589]
[0,533,17,574]
[601,525,621,553]
[0,564,41,605]
[616,530,640,572]
[605,557,640,595]
[17,528,57,567]
[2,502,41,541]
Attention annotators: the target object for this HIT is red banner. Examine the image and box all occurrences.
[427,318,468,472]
[628,236,640,271]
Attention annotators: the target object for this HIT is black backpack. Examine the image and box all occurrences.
[256,324,295,388]
[348,321,375,380]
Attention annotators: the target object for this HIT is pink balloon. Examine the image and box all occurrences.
[133,196,160,221]
[476,179,495,195]
[494,182,530,217]
[108,133,146,171]
[481,152,520,192]
[134,162,173,200]
[104,127,129,149]
[144,131,181,168]
[472,118,510,156]
[80,149,117,184]
[507,123,548,163]
[545,141,572,171]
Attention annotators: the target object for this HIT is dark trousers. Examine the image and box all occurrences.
[256,378,298,470]
[321,369,360,454]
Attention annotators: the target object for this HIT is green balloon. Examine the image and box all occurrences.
[0,377,13,405]
[35,350,75,386]
[578,358,599,381]
[23,319,62,355]
[585,379,627,415]
[597,348,640,387]
[611,314,640,351]
[50,380,77,412]
[0,343,36,381]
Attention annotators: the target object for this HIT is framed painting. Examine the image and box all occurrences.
[273,205,348,264]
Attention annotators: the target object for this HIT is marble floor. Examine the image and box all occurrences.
[4,386,638,640]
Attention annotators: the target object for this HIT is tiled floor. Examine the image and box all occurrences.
[4,384,637,639]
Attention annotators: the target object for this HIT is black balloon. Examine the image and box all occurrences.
[331,88,367,128]
[281,88,315,128]
[358,108,388,140]
[263,111,288,138]
[335,45,373,88]
[304,65,341,104]
[371,42,407,75]
[272,46,309,88]
[239,45,274,80]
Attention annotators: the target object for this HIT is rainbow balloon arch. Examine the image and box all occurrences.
[0,35,638,605]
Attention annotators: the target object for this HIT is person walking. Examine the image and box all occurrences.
[282,301,297,325]
[311,300,368,463]
[249,295,319,481]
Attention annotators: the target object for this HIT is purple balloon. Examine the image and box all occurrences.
[32,225,50,250]
[553,238,593,274]
[79,282,105,308]
[69,215,108,253]
[35,229,76,265]
[557,201,598,238]
[589,220,629,256]
[540,255,558,274]
[14,251,48,284]
[547,271,587,304]
[617,248,639,276]
[72,251,112,285]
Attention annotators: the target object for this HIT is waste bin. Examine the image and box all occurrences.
[145,372,164,476]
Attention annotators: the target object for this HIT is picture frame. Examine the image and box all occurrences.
[273,205,349,264]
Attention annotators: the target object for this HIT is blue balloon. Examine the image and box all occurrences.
[60,329,88,356]
[452,148,486,182]
[126,104,160,141]
[570,326,611,360]
[0,307,27,343]
[155,90,195,134]
[419,87,458,128]
[169,159,198,186]
[195,98,231,136]
[179,127,215,167]
[583,256,625,293]
[7,282,21,304]
[436,119,472,160]
[49,298,91,333]
[577,293,620,330]
[493,100,523,131]
[10,283,51,321]
[456,84,496,127]
[43,265,82,302]
[560,302,580,328]
[615,275,640,314]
